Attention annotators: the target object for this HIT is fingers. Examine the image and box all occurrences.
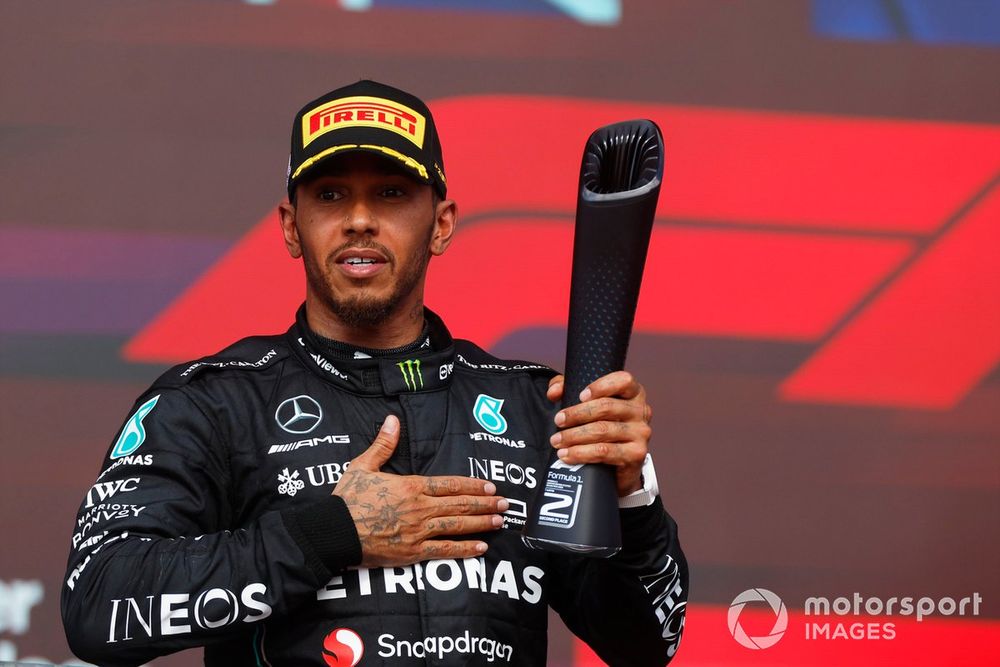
[350,415,400,472]
[418,539,491,560]
[555,396,645,429]
[579,370,643,402]
[422,476,499,497]
[554,441,646,496]
[427,494,509,516]
[551,419,651,448]
[546,374,565,403]
[555,440,647,467]
[422,513,505,538]
[549,372,651,470]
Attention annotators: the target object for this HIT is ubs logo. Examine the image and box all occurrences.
[275,395,323,434]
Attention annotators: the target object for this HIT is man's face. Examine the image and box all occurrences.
[278,152,456,328]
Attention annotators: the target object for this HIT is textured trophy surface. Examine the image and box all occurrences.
[523,119,664,557]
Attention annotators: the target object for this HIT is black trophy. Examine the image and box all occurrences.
[522,119,664,557]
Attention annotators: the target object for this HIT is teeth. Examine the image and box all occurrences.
[345,258,376,265]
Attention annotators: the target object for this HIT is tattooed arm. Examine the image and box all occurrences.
[333,415,507,566]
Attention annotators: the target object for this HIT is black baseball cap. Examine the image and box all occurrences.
[286,79,447,199]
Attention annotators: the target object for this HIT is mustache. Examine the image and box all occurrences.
[327,239,395,265]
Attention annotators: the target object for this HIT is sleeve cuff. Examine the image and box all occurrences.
[281,495,362,582]
[618,453,660,508]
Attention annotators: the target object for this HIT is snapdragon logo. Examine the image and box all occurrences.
[728,588,788,649]
[322,628,363,667]
[378,630,513,662]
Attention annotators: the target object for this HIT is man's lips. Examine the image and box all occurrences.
[333,248,389,278]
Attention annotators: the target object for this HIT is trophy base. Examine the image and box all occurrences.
[521,535,621,558]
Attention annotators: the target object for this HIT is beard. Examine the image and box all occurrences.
[303,233,432,329]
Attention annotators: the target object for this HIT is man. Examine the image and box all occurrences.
[62,80,687,666]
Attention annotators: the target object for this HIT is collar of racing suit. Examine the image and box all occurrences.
[286,303,457,395]
[309,321,431,360]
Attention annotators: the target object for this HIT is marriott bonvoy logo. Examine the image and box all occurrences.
[728,588,984,648]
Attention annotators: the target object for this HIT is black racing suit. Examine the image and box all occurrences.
[61,306,687,666]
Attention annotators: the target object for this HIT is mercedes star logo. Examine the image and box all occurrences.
[275,395,323,434]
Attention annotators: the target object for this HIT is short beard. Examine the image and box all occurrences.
[303,233,432,329]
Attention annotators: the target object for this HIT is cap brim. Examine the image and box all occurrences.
[289,143,432,187]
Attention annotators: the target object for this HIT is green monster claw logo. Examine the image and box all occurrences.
[396,359,423,391]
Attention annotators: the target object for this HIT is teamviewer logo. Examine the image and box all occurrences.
[728,588,788,649]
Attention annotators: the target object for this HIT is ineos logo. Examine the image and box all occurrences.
[275,395,323,434]
[193,588,240,629]
[728,588,788,649]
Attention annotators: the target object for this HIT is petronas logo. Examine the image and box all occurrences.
[473,394,508,434]
[110,395,160,459]
[397,359,423,391]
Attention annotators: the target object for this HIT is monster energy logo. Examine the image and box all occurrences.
[397,359,423,390]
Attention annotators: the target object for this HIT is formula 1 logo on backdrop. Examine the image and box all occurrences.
[323,628,364,667]
[728,588,788,649]
[124,96,1000,411]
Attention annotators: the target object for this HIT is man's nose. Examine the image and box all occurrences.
[343,197,378,234]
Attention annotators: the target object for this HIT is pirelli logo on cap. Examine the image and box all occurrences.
[302,96,426,149]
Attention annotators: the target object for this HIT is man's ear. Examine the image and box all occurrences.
[430,198,458,257]
[278,200,302,259]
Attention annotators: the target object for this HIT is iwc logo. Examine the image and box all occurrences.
[473,394,508,435]
[275,395,323,434]
[323,627,364,667]
[728,588,788,649]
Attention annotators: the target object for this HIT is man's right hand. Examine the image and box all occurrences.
[333,415,508,567]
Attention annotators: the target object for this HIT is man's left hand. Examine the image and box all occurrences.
[546,371,653,497]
